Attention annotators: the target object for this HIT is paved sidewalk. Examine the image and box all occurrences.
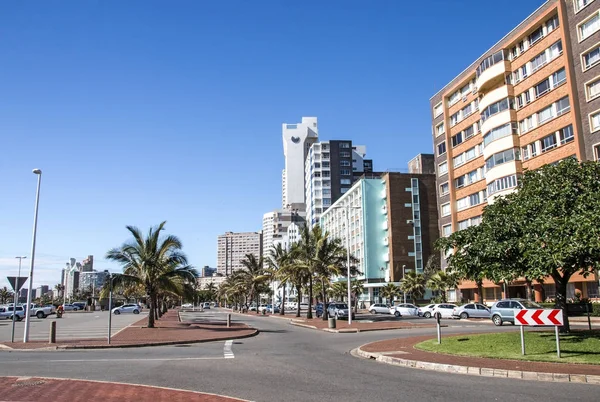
[356,333,600,384]
[0,310,257,350]
[0,376,246,401]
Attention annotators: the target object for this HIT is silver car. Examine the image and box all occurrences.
[327,303,355,319]
[453,303,491,319]
[112,304,142,315]
[390,303,419,317]
[490,299,543,326]
[0,305,25,321]
[369,303,391,314]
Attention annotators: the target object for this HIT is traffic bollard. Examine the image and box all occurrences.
[49,321,56,344]
[227,313,231,328]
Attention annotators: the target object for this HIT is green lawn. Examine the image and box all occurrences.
[415,331,600,365]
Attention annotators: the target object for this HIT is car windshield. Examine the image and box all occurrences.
[336,304,348,309]
[520,300,543,309]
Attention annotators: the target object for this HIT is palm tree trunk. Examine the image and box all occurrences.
[322,279,328,320]
[296,285,301,318]
[280,282,286,316]
[307,276,313,319]
[147,292,156,328]
[157,295,163,318]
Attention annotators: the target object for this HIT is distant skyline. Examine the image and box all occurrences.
[0,0,545,288]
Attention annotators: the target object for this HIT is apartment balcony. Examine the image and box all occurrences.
[488,186,518,205]
[383,253,390,262]
[481,109,516,138]
[483,133,519,161]
[381,189,387,199]
[476,56,510,93]
[479,85,513,114]
[485,160,519,184]
[382,220,388,230]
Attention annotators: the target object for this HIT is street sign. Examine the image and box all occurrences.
[7,276,28,292]
[515,309,564,326]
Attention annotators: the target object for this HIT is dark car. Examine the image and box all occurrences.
[315,303,324,317]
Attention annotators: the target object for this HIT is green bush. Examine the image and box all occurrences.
[540,302,555,308]
[592,303,600,317]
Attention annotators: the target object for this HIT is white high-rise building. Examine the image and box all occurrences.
[216,232,263,276]
[282,117,318,208]
[261,209,305,257]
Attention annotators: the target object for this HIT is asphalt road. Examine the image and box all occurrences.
[0,309,596,402]
[0,311,147,342]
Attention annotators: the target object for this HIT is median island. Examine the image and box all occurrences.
[415,331,600,365]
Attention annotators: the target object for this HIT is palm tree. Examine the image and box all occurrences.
[330,282,347,301]
[400,271,426,304]
[427,271,459,303]
[351,280,365,313]
[0,287,14,304]
[54,284,64,299]
[276,244,307,318]
[239,254,268,314]
[267,243,292,316]
[105,221,198,328]
[380,283,400,305]
[205,282,217,301]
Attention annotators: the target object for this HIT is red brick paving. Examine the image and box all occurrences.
[0,377,245,401]
[360,333,600,376]
[0,310,257,350]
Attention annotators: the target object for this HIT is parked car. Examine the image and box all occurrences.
[257,304,269,313]
[112,304,142,315]
[284,302,297,310]
[266,304,280,314]
[418,304,437,318]
[453,303,491,319]
[203,302,211,309]
[490,299,544,326]
[0,305,25,321]
[315,303,324,317]
[248,304,258,311]
[182,303,193,308]
[390,303,419,317]
[21,303,54,318]
[327,302,355,319]
[432,303,458,319]
[61,304,79,311]
[73,302,87,310]
[369,303,391,314]
[299,302,310,310]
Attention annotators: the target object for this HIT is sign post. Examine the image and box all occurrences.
[436,312,442,344]
[515,309,564,358]
[7,276,28,343]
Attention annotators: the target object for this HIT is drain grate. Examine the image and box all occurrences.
[12,380,46,388]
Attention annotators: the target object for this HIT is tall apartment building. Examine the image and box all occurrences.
[430,0,600,302]
[305,140,373,227]
[319,170,438,306]
[282,117,318,209]
[261,209,305,257]
[216,231,263,276]
[81,255,94,272]
[408,153,435,174]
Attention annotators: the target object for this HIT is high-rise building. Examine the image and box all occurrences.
[216,231,263,276]
[320,169,438,306]
[305,140,373,227]
[81,255,94,272]
[408,153,435,174]
[79,271,108,296]
[282,117,318,208]
[430,0,600,302]
[261,209,305,257]
[200,266,217,277]
[36,285,49,298]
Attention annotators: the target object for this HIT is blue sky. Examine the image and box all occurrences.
[0,0,544,289]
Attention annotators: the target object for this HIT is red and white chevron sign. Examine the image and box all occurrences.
[515,309,563,326]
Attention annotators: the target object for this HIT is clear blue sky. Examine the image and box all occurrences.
[0,0,544,289]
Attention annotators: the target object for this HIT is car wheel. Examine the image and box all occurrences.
[36,311,46,319]
[133,310,139,314]
[369,309,376,314]
[114,310,121,315]
[73,308,78,311]
[460,312,468,319]
[492,315,503,326]
[423,312,431,318]
[394,311,401,318]
[434,312,441,320]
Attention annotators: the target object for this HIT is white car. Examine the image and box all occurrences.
[112,304,142,315]
[390,303,419,317]
[369,303,391,314]
[432,303,459,319]
[418,304,437,318]
[181,303,193,308]
[299,302,309,310]
[257,304,269,313]
[61,304,79,311]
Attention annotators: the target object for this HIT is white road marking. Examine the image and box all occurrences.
[223,340,234,359]
[0,357,224,364]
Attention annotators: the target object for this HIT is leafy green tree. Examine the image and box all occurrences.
[423,253,440,282]
[400,271,426,304]
[427,271,459,303]
[105,221,198,328]
[330,282,347,301]
[482,159,600,332]
[0,287,14,304]
[351,280,365,312]
[379,283,400,304]
[239,253,268,314]
[267,243,292,316]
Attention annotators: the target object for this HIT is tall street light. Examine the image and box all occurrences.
[331,204,361,326]
[402,264,407,304]
[105,270,113,345]
[24,168,42,343]
[12,256,27,343]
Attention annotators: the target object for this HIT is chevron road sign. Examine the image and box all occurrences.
[515,309,564,326]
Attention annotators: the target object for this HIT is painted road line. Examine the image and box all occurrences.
[0,357,225,364]
[224,340,234,359]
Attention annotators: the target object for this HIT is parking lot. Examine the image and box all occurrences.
[0,310,147,342]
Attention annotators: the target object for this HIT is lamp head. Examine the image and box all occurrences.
[32,169,42,175]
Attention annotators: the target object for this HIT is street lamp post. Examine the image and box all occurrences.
[106,271,113,345]
[402,264,407,304]
[23,169,42,343]
[12,256,27,343]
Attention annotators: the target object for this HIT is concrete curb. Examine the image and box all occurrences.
[289,321,318,330]
[353,346,600,385]
[0,330,260,351]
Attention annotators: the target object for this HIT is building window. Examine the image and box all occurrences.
[339,143,350,148]
[483,123,517,146]
[441,203,451,217]
[556,96,571,116]
[457,197,469,211]
[434,102,443,118]
[340,151,351,158]
[590,110,600,132]
[442,224,452,237]
[453,153,465,167]
[487,175,518,196]
[535,78,550,98]
[340,160,351,167]
[340,178,351,185]
[439,182,449,196]
[341,187,350,194]
[485,148,519,171]
[579,11,600,41]
[541,133,558,152]
[436,122,445,137]
[455,175,465,189]
[583,43,600,70]
[586,77,600,101]
[438,162,448,176]
[480,98,513,122]
[575,0,595,13]
[559,125,574,144]
[340,169,351,175]
[594,143,600,160]
[437,141,447,156]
